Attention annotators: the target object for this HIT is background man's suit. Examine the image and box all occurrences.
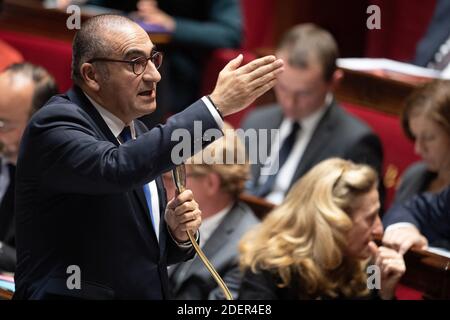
[383,186,450,250]
[242,101,383,200]
[14,86,219,299]
[169,202,258,300]
[0,164,16,272]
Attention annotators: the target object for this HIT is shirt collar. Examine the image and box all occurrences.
[289,92,333,131]
[200,202,233,244]
[84,92,136,139]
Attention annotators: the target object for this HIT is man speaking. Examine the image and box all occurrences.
[13,14,283,299]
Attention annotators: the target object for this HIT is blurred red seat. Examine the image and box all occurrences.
[0,30,72,92]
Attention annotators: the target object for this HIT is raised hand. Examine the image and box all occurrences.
[209,54,284,117]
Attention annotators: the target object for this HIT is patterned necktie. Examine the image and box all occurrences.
[119,126,158,237]
[254,122,301,197]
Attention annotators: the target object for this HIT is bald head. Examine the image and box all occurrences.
[71,14,147,86]
[0,63,58,163]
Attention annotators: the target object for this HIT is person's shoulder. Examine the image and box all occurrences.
[395,161,431,201]
[241,104,282,129]
[26,93,96,137]
[31,94,84,121]
[320,104,378,149]
[332,103,374,134]
[401,162,430,183]
[235,201,261,225]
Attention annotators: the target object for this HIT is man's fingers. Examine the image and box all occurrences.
[177,209,201,224]
[174,200,198,216]
[222,54,244,72]
[246,58,284,82]
[237,55,277,75]
[166,189,194,210]
[179,218,202,232]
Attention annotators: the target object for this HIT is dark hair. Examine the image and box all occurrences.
[71,14,135,85]
[5,62,59,114]
[277,23,339,82]
[402,80,450,140]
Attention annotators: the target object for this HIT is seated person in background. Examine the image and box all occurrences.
[0,63,58,272]
[413,0,450,72]
[87,0,242,124]
[165,123,259,300]
[383,185,450,254]
[239,158,405,300]
[242,24,383,206]
[395,80,450,204]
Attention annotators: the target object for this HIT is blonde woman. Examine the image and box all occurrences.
[239,158,405,300]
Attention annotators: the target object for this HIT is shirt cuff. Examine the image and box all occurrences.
[202,96,223,129]
[385,222,417,233]
[167,224,200,248]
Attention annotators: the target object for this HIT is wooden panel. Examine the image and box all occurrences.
[402,248,450,299]
[335,68,421,115]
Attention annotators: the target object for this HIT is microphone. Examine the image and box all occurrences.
[171,164,233,300]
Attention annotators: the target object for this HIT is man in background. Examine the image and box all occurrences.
[243,23,383,205]
[0,63,58,272]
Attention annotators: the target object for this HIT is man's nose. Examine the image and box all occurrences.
[142,61,161,83]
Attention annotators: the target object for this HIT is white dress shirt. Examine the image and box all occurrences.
[84,93,223,242]
[199,203,233,248]
[85,94,162,240]
[262,94,332,205]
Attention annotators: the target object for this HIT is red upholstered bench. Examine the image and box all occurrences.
[0,30,72,92]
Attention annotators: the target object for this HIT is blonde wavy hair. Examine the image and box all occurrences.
[186,123,250,198]
[239,158,378,298]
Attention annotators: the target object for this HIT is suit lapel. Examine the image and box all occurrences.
[252,110,284,186]
[133,123,160,245]
[67,86,119,145]
[67,87,159,246]
[155,175,168,255]
[171,203,243,290]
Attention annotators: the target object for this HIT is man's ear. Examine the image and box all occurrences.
[80,63,100,92]
[205,172,221,195]
[328,68,344,91]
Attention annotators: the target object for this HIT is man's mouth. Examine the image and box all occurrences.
[138,89,154,96]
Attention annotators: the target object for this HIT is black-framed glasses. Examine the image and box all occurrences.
[88,51,163,75]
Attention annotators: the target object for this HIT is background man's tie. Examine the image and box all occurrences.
[255,122,301,197]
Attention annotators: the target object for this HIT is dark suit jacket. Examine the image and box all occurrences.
[0,164,16,272]
[242,101,383,200]
[383,185,450,249]
[14,86,219,299]
[88,0,242,118]
[239,268,379,300]
[394,161,436,204]
[413,0,450,67]
[169,201,258,300]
